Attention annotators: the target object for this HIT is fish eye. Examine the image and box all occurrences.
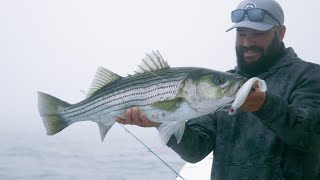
[213,77,225,85]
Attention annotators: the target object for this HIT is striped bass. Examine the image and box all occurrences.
[37,51,246,144]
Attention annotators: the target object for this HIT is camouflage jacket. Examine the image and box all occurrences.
[167,47,320,180]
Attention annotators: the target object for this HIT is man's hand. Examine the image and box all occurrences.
[114,107,161,127]
[240,84,266,112]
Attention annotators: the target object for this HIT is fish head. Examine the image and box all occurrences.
[179,68,246,112]
[197,70,246,100]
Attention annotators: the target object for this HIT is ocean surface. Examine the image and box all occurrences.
[0,123,186,180]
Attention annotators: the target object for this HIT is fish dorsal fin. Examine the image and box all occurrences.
[134,50,170,74]
[86,67,122,98]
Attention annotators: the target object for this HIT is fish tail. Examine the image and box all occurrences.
[37,92,71,135]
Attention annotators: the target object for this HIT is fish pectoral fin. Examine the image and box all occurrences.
[97,122,113,142]
[157,120,186,145]
[151,98,184,112]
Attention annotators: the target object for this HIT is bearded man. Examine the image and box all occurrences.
[116,0,320,179]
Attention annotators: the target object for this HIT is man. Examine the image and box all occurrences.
[116,0,320,179]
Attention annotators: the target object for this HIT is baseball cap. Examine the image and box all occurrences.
[226,0,284,32]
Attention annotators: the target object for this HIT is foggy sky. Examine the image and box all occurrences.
[1,0,319,134]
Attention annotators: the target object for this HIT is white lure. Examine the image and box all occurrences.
[229,77,267,115]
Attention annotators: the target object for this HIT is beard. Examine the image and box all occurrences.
[236,33,285,77]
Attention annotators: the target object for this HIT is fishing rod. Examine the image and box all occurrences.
[119,124,185,180]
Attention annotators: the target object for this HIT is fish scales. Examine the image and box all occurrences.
[64,68,188,114]
[62,68,190,120]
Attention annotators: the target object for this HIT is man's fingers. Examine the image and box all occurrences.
[240,88,266,112]
[140,112,151,127]
[115,116,126,124]
[140,112,148,122]
[119,107,144,126]
[114,107,161,127]
[124,108,133,124]
[131,107,141,124]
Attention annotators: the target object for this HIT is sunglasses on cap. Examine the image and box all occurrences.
[231,8,281,26]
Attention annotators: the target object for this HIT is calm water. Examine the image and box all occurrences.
[0,123,185,180]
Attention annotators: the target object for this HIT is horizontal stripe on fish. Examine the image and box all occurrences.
[62,69,190,118]
[63,83,182,119]
[64,78,184,112]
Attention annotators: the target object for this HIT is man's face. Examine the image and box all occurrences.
[236,27,280,63]
[235,27,284,75]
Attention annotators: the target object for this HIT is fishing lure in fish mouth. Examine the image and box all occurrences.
[228,77,267,115]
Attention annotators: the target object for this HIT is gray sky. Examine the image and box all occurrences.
[1,0,319,133]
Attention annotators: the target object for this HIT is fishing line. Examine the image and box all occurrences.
[119,124,185,180]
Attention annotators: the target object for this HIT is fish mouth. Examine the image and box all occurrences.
[229,77,247,96]
[220,76,247,97]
